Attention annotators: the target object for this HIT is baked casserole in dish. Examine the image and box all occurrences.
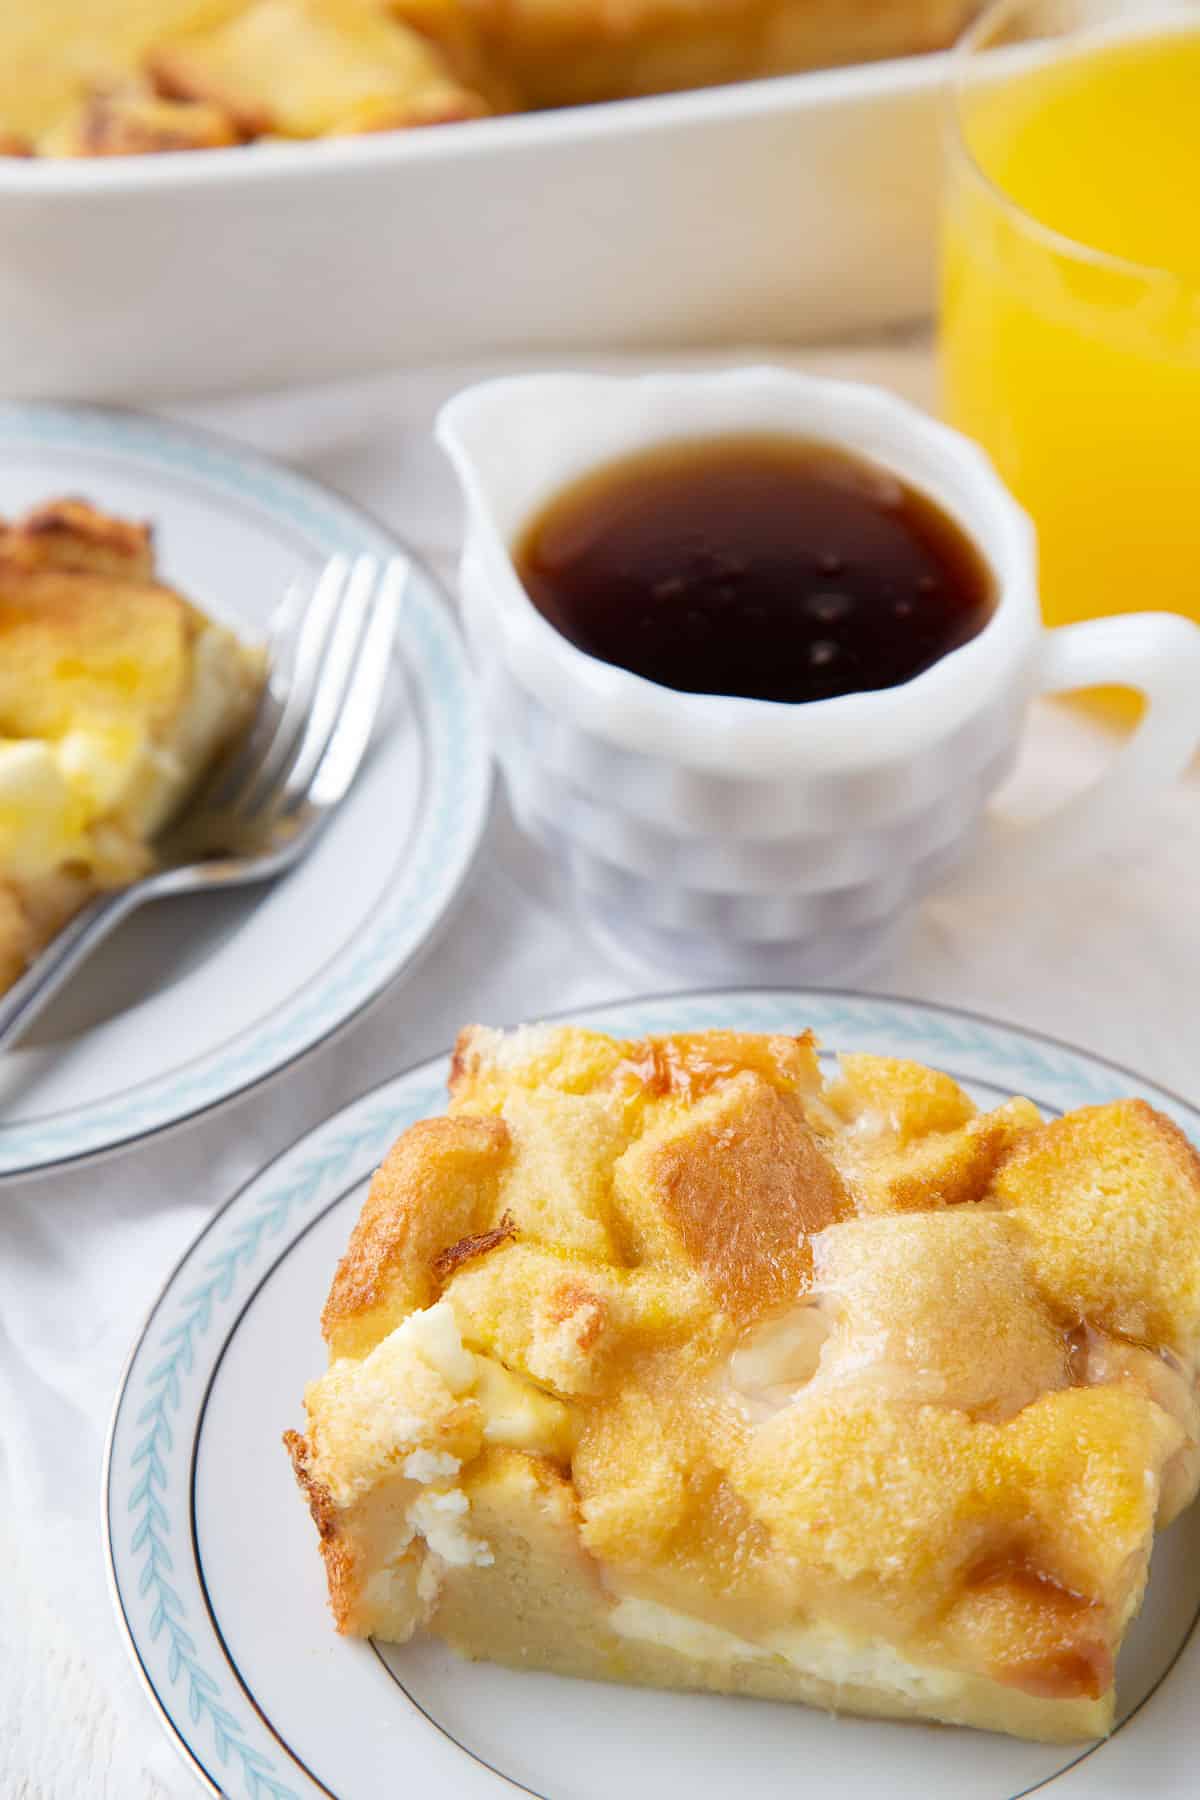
[3,1,976,155]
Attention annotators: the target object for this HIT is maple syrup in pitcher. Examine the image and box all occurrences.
[515,435,995,703]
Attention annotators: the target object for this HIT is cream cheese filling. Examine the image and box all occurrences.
[0,622,261,884]
[607,1595,964,1704]
[307,1300,577,1625]
[0,729,143,880]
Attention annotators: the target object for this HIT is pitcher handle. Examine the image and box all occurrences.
[953,611,1200,894]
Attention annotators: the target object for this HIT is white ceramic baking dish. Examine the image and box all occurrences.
[0,51,949,401]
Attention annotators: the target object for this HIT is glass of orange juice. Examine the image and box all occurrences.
[940,0,1200,721]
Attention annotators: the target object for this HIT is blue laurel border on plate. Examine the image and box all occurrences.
[122,1092,439,1800]
[105,989,1200,1800]
[0,404,491,1176]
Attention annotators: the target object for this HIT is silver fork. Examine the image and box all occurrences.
[0,553,406,1053]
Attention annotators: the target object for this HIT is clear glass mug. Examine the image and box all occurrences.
[940,0,1200,723]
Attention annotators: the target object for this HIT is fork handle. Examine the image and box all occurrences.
[0,889,139,1052]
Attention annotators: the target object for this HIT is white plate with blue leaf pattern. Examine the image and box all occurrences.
[0,404,491,1176]
[105,989,1200,1800]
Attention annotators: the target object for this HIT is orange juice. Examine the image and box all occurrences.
[941,21,1200,719]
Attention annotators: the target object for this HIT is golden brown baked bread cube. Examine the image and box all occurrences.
[149,0,491,137]
[420,0,980,108]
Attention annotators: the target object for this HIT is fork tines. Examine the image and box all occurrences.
[221,553,406,822]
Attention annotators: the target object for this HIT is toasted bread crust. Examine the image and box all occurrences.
[283,1428,359,1633]
[322,1113,510,1357]
[614,1074,850,1318]
[433,1210,517,1281]
[993,1098,1200,1355]
[1,497,154,577]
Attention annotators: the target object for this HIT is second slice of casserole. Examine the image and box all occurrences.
[0,498,263,994]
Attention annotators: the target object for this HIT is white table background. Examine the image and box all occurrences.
[4,340,1199,1800]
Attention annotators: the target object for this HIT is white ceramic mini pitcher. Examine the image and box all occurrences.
[438,368,1200,980]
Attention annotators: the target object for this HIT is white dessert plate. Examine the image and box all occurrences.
[105,988,1200,1800]
[0,404,491,1177]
